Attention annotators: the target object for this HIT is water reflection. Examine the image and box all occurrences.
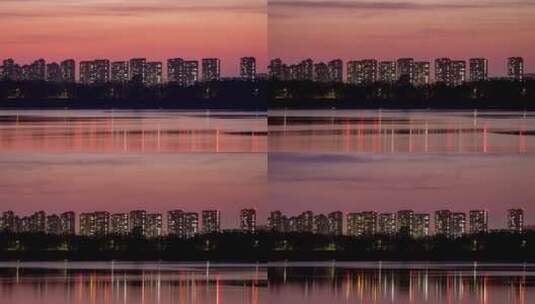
[0,110,267,153]
[0,262,265,304]
[0,262,534,303]
[268,262,534,304]
[269,110,535,153]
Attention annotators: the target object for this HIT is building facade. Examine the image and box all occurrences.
[202,210,221,233]
[469,58,488,82]
[508,208,524,232]
[240,209,256,233]
[240,57,256,81]
[469,210,488,234]
[507,57,524,80]
[202,58,221,82]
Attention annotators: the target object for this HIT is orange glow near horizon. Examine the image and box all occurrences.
[268,0,535,76]
[0,0,267,76]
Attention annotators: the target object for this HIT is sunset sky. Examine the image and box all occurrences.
[1,0,534,76]
[0,0,267,76]
[269,0,535,76]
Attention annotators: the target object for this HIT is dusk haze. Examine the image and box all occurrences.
[269,0,535,76]
[1,1,535,304]
[0,0,267,76]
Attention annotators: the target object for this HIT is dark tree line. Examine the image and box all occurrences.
[1,231,534,262]
[269,79,535,109]
[1,79,533,109]
[0,80,266,109]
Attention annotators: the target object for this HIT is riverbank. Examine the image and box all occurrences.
[2,231,534,262]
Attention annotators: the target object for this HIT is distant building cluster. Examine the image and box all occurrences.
[267,209,525,238]
[1,56,528,88]
[0,57,257,86]
[0,208,526,239]
[0,58,76,83]
[0,209,256,239]
[269,57,527,86]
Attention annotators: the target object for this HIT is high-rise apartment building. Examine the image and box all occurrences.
[469,210,488,234]
[79,61,92,84]
[296,59,314,81]
[129,58,146,82]
[111,213,129,235]
[328,59,344,83]
[129,210,147,235]
[29,211,46,233]
[183,60,199,86]
[79,212,95,237]
[240,209,256,233]
[167,210,186,237]
[167,58,183,84]
[397,210,414,236]
[202,58,221,82]
[167,58,199,87]
[240,57,256,81]
[397,58,414,84]
[267,210,287,232]
[297,211,314,233]
[413,213,430,238]
[145,62,163,86]
[347,211,377,237]
[79,60,109,84]
[167,210,199,238]
[268,58,283,80]
[202,210,221,234]
[347,59,377,85]
[378,61,397,83]
[469,58,488,82]
[1,59,21,80]
[313,214,330,235]
[435,210,452,237]
[507,208,524,233]
[378,213,397,235]
[1,211,16,232]
[60,59,75,82]
[183,212,199,238]
[435,58,452,85]
[451,60,466,87]
[27,59,46,81]
[60,212,76,235]
[507,57,524,80]
[451,212,466,238]
[46,63,62,82]
[436,58,466,86]
[111,61,129,83]
[46,214,61,235]
[145,213,163,238]
[413,62,430,86]
[94,212,110,236]
[314,62,329,82]
[328,211,344,235]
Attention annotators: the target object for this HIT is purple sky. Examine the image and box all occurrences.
[269,0,535,76]
[2,1,534,76]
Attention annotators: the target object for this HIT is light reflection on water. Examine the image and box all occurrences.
[0,262,534,303]
[0,110,267,153]
[269,110,535,153]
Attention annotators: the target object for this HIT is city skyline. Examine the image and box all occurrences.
[0,0,267,77]
[2,1,535,78]
[269,0,535,77]
[1,55,531,85]
[0,207,527,237]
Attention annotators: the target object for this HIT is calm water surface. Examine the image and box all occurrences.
[269,110,535,153]
[1,109,535,229]
[0,261,534,304]
[0,110,266,153]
